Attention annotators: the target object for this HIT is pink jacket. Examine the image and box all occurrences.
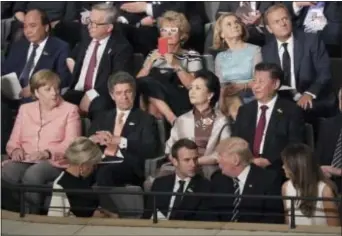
[6,100,81,168]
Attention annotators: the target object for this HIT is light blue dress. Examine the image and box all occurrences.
[215,43,261,103]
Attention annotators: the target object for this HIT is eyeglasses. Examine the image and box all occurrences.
[160,27,179,34]
[86,19,110,28]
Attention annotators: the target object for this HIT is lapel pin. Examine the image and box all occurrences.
[187,188,193,193]
[128,122,135,126]
[249,184,253,188]
[43,51,49,56]
[277,108,283,114]
[108,49,112,54]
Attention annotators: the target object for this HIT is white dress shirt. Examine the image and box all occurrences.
[166,175,191,219]
[277,35,316,100]
[277,35,296,90]
[256,95,278,154]
[114,108,130,158]
[25,36,48,79]
[75,35,110,101]
[236,165,251,194]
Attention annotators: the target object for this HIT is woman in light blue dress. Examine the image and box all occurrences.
[213,13,262,117]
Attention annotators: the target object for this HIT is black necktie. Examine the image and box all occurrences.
[231,177,241,222]
[282,43,291,87]
[20,44,39,87]
[331,128,342,169]
[169,180,185,219]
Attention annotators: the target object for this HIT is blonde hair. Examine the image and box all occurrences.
[157,11,191,43]
[216,137,253,165]
[213,13,249,50]
[220,95,243,119]
[65,137,103,165]
[29,69,61,98]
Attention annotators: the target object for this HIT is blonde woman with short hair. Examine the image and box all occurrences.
[2,69,81,214]
[48,137,115,218]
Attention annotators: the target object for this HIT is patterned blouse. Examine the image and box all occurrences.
[194,107,216,157]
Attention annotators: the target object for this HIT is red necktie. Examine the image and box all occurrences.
[253,105,268,157]
[84,40,100,91]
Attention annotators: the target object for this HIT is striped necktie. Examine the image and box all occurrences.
[231,177,241,222]
[331,128,342,169]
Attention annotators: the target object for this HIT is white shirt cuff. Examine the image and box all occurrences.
[117,16,129,24]
[146,3,153,17]
[119,137,128,149]
[292,2,303,15]
[86,89,99,102]
[304,91,317,99]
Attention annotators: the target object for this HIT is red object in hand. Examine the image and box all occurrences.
[158,37,169,55]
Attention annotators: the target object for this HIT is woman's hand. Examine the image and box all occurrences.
[147,50,162,67]
[223,83,245,96]
[27,151,49,161]
[164,53,180,69]
[11,148,25,161]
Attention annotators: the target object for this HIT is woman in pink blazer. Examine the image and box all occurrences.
[2,69,81,214]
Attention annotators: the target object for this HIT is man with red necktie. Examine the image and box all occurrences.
[63,3,133,119]
[233,62,305,180]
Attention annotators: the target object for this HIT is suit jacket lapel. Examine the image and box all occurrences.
[159,174,175,217]
[95,35,114,88]
[121,108,138,137]
[262,98,282,157]
[270,39,281,67]
[246,102,258,151]
[240,165,257,209]
[293,32,303,84]
[34,37,51,74]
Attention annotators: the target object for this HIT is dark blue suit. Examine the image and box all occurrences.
[285,1,342,49]
[262,30,337,116]
[2,36,71,89]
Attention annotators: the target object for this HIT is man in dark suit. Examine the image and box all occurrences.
[262,3,337,120]
[210,137,284,224]
[2,8,71,101]
[285,1,342,58]
[63,3,134,119]
[142,138,211,221]
[89,71,159,187]
[115,1,186,56]
[316,88,342,193]
[233,62,305,178]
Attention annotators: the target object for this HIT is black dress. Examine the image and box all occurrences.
[48,171,98,217]
[137,49,203,117]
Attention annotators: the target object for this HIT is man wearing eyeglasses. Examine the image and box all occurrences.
[63,3,134,119]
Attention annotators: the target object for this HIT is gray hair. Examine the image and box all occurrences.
[216,137,253,165]
[107,71,136,94]
[65,137,102,165]
[92,2,118,24]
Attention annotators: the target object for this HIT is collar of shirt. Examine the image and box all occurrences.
[92,35,110,46]
[116,108,131,124]
[30,36,48,52]
[257,94,278,111]
[236,164,251,193]
[276,34,294,51]
[174,174,191,192]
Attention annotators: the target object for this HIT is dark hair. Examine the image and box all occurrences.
[171,138,198,160]
[26,8,51,33]
[193,70,221,107]
[107,71,136,95]
[281,143,337,218]
[255,62,284,86]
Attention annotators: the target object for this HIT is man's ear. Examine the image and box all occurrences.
[266,25,273,34]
